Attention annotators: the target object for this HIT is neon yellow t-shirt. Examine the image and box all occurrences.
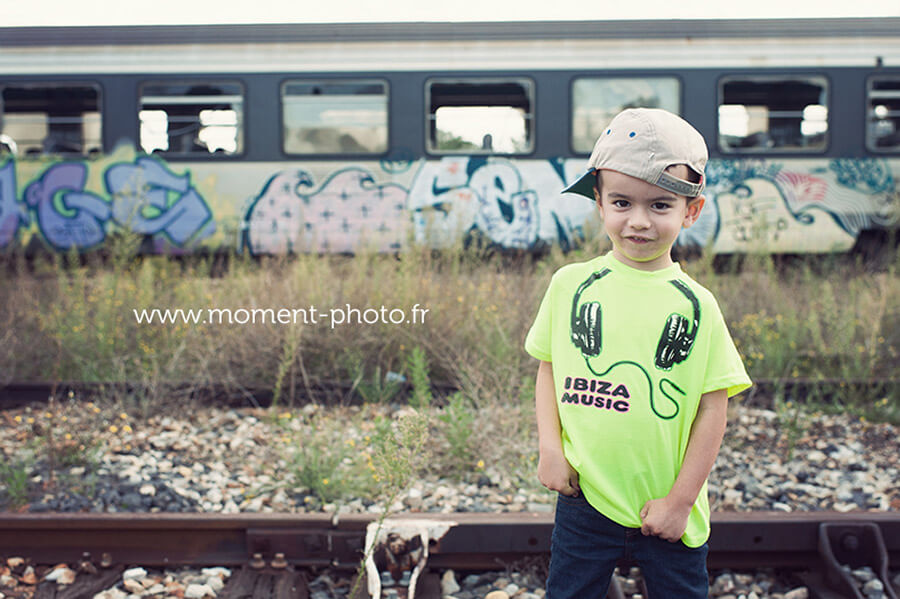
[525,252,751,547]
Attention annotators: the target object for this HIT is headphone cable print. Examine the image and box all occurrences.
[582,359,682,420]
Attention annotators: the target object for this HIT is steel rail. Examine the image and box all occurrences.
[1,511,898,570]
[1,379,897,409]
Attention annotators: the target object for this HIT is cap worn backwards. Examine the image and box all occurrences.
[563,108,708,200]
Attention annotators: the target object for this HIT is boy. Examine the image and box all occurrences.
[525,108,751,598]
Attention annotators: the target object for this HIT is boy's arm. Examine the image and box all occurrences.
[535,360,580,496]
[639,388,728,542]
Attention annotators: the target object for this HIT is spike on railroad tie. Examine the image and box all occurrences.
[100,553,113,569]
[270,553,287,569]
[249,553,265,570]
[79,552,98,576]
[363,518,457,599]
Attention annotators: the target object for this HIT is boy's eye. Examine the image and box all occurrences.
[652,202,673,211]
[612,199,630,208]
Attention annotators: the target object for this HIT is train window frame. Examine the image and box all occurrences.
[569,75,682,155]
[0,82,103,158]
[138,79,245,158]
[866,75,900,153]
[425,77,535,156]
[717,74,830,154]
[280,78,390,157]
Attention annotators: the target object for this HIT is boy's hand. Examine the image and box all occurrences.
[537,447,580,496]
[639,496,692,542]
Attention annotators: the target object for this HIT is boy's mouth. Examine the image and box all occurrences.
[625,235,654,244]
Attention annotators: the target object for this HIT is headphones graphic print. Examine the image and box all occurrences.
[569,269,701,420]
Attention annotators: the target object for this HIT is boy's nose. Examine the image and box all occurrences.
[628,208,651,229]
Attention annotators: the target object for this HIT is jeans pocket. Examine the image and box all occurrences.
[556,491,584,502]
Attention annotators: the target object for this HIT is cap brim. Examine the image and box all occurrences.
[562,170,597,200]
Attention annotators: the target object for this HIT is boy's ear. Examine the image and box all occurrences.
[593,186,604,215]
[682,195,706,229]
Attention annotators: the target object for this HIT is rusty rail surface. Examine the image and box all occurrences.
[1,511,899,567]
[2,511,898,599]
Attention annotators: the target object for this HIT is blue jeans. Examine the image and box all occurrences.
[547,493,709,599]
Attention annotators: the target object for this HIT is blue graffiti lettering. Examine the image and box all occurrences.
[24,163,110,250]
[105,156,213,245]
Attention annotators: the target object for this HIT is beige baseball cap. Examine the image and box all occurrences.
[563,108,708,199]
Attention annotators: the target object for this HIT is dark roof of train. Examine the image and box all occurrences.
[1,18,899,47]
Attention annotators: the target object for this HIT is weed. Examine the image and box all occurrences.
[0,454,33,510]
[277,410,358,504]
[406,347,433,409]
[357,366,404,404]
[272,327,303,408]
[773,394,808,459]
[436,392,478,472]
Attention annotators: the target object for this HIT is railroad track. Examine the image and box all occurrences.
[2,379,897,409]
[1,511,898,599]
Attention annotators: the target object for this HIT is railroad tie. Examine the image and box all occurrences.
[220,560,308,599]
[34,564,125,599]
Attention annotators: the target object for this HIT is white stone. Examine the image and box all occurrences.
[807,450,828,463]
[862,579,884,594]
[122,568,148,581]
[206,488,223,504]
[122,579,145,594]
[184,583,214,599]
[441,569,460,595]
[46,567,77,584]
[201,568,231,579]
[93,589,128,599]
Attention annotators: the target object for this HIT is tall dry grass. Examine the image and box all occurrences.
[1,245,898,415]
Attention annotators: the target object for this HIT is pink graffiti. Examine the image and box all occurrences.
[245,168,408,254]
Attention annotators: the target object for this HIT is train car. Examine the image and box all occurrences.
[0,19,899,256]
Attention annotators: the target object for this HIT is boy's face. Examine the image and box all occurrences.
[593,166,705,272]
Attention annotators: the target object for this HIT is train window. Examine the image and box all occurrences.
[282,80,388,155]
[571,77,680,153]
[139,81,243,156]
[718,76,828,153]
[867,76,900,152]
[426,78,534,154]
[0,84,102,157]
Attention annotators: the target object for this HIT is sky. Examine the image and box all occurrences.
[5,0,900,26]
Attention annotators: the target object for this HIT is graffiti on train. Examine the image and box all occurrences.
[243,168,409,254]
[242,157,588,254]
[694,159,899,253]
[0,153,213,252]
[2,151,897,254]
